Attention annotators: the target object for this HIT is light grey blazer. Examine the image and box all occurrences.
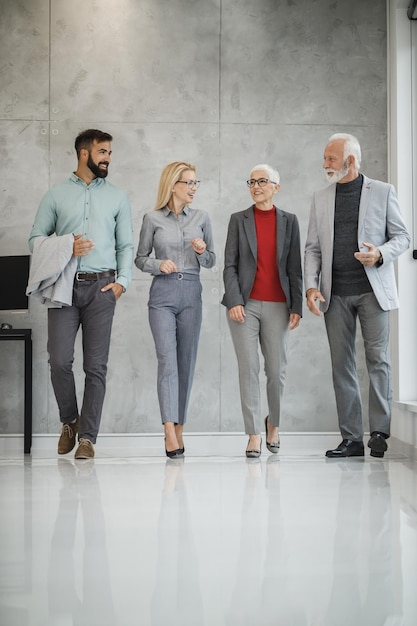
[222,205,303,316]
[26,234,77,307]
[304,175,410,313]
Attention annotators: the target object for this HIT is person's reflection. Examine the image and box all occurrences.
[323,460,365,626]
[324,460,403,626]
[151,458,203,625]
[226,458,307,625]
[226,459,264,625]
[261,457,308,624]
[361,462,403,625]
[47,459,115,625]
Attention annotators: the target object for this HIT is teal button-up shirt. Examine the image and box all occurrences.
[29,173,134,290]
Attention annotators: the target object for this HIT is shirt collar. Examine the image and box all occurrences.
[162,204,191,216]
[70,173,105,188]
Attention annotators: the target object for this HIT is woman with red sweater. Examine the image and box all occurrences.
[222,164,303,457]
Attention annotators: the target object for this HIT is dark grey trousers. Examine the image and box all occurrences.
[324,292,392,441]
[47,277,116,443]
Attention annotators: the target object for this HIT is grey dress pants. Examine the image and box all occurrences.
[47,277,116,443]
[324,292,392,441]
[227,299,289,435]
[148,274,202,425]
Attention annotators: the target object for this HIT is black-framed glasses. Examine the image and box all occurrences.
[246,178,276,188]
[176,180,201,189]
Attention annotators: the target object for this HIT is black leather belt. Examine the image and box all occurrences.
[75,270,115,282]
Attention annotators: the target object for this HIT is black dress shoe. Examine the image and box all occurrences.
[326,439,364,458]
[367,432,388,458]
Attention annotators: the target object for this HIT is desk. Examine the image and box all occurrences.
[0,328,32,453]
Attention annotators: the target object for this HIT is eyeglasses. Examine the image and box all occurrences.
[176,180,201,189]
[247,178,277,188]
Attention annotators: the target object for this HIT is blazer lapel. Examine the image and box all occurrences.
[327,186,336,238]
[358,176,372,232]
[276,208,287,264]
[243,206,257,261]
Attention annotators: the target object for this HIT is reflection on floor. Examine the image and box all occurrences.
[0,437,416,626]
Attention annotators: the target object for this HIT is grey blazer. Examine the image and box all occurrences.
[304,175,410,313]
[222,205,303,316]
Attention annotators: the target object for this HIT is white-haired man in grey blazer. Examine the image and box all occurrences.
[304,133,410,459]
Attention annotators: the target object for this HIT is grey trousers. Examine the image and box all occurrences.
[148,274,202,425]
[47,277,116,443]
[324,292,392,441]
[227,299,290,435]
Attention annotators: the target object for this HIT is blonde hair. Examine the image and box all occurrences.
[153,161,196,211]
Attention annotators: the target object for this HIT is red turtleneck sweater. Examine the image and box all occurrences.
[249,206,286,302]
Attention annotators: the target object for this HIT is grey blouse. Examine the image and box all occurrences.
[135,205,216,275]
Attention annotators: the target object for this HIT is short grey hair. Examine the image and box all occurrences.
[250,163,280,184]
[328,133,361,169]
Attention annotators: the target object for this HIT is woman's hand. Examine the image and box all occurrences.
[191,238,206,254]
[160,260,178,274]
[228,305,246,323]
[289,313,301,330]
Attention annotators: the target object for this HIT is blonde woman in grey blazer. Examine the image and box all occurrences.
[223,164,303,458]
[304,133,410,459]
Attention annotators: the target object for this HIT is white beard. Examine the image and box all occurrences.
[324,162,350,184]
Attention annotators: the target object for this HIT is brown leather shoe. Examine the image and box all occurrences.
[57,417,79,455]
[74,438,95,459]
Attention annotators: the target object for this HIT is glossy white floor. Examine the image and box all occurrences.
[1,434,416,626]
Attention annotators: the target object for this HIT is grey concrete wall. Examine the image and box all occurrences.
[0,0,388,436]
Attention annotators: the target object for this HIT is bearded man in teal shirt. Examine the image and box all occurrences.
[29,129,134,459]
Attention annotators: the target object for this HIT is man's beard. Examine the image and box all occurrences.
[87,154,109,178]
[325,159,349,184]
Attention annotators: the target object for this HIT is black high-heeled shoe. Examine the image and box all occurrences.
[164,437,184,459]
[246,436,262,458]
[174,425,184,456]
[165,447,184,458]
[164,437,184,458]
[265,416,280,454]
